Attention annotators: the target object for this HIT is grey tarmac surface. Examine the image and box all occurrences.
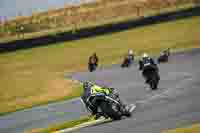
[70,48,200,133]
[0,48,200,133]
[0,98,88,133]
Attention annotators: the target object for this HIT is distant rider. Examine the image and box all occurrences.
[139,53,159,84]
[165,48,170,56]
[127,49,134,64]
[88,53,99,72]
[81,81,134,119]
[121,49,134,67]
[158,48,170,63]
[162,48,170,57]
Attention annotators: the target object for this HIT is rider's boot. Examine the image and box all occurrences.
[124,104,136,117]
[119,103,134,117]
[127,104,136,113]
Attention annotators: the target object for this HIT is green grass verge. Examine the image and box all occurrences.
[24,115,94,133]
[0,84,83,116]
[162,123,200,133]
[0,16,200,116]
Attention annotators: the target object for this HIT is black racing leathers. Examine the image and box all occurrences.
[139,57,160,84]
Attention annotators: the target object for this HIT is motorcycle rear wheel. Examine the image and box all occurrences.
[100,102,122,120]
[150,75,159,90]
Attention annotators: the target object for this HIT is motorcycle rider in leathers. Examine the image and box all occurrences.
[81,81,135,119]
[139,53,160,84]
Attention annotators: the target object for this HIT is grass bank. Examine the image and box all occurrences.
[0,0,197,43]
[0,81,83,116]
[162,123,200,133]
[0,16,200,115]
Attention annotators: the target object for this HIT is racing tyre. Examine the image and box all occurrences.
[100,102,122,120]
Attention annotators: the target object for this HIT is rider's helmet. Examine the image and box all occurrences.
[93,52,97,57]
[128,49,133,55]
[142,53,148,59]
[161,51,165,56]
[83,81,93,90]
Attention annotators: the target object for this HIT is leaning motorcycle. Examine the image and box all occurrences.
[84,92,131,120]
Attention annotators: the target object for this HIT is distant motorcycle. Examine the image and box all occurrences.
[158,53,168,63]
[142,65,160,90]
[158,49,170,63]
[88,53,99,72]
[88,63,97,72]
[83,92,132,120]
[121,55,134,68]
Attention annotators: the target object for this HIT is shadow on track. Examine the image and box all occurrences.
[0,6,200,53]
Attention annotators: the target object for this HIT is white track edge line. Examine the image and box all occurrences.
[54,118,111,133]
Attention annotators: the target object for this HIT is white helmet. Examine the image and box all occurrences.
[129,49,133,55]
[142,53,148,58]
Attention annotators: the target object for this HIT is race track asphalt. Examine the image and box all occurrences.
[0,98,88,133]
[70,48,200,133]
[0,48,200,133]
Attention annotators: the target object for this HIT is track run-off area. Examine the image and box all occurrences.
[1,48,200,133]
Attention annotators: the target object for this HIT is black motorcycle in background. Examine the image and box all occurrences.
[158,48,170,63]
[142,65,160,90]
[139,61,160,90]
